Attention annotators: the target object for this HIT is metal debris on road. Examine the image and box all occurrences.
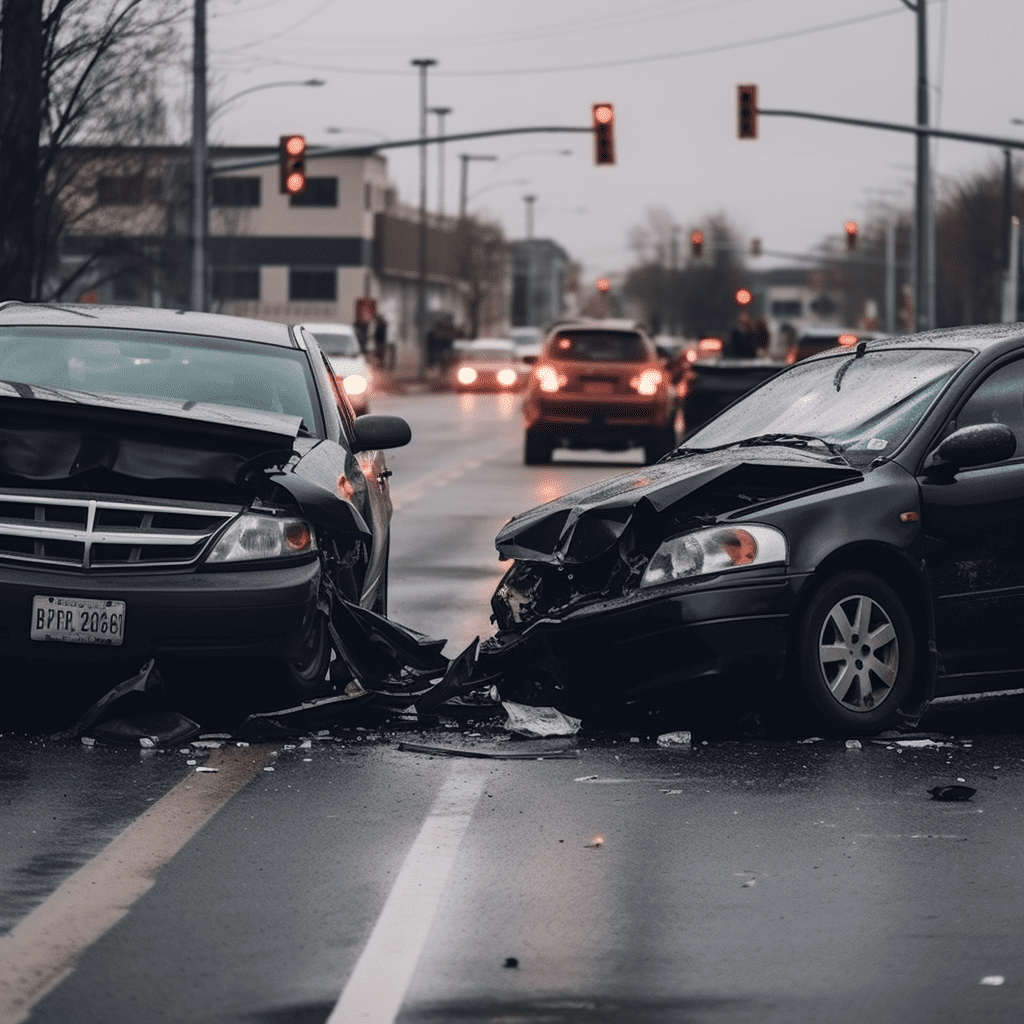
[502,701,582,738]
[656,731,692,748]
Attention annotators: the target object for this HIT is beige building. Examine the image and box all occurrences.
[56,145,509,375]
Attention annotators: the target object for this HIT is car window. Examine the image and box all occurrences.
[686,348,970,466]
[547,330,650,362]
[0,326,321,433]
[954,358,1024,456]
[310,331,360,358]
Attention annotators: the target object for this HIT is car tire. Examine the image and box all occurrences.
[277,607,333,699]
[524,429,553,465]
[796,571,916,734]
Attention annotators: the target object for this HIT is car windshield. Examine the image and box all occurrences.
[310,331,360,358]
[683,347,970,466]
[0,326,321,432]
[548,330,650,362]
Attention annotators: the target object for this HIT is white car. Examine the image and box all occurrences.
[299,322,372,415]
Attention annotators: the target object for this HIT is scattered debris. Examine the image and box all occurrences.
[586,835,605,848]
[502,701,581,738]
[660,789,683,795]
[980,976,1005,986]
[797,736,824,744]
[656,731,692,748]
[845,739,862,749]
[503,958,520,969]
[575,775,599,782]
[398,740,577,760]
[928,785,977,802]
[195,766,219,773]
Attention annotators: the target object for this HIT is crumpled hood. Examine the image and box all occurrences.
[496,447,862,564]
[0,381,304,492]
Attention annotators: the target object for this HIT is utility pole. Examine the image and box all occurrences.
[905,0,933,331]
[411,58,436,375]
[429,106,451,216]
[190,0,208,312]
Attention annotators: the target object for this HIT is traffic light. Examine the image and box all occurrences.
[734,287,753,307]
[592,103,615,165]
[279,134,307,195]
[737,84,758,140]
[844,220,858,251]
[596,277,611,293]
[690,230,704,258]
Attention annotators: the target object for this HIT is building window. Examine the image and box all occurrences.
[212,176,260,207]
[212,268,260,300]
[289,268,336,301]
[364,182,372,211]
[289,177,338,207]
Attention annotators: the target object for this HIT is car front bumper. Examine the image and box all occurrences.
[480,571,809,713]
[0,558,322,665]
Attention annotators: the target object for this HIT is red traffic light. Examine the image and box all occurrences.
[592,103,615,165]
[844,219,858,251]
[596,277,611,293]
[737,84,758,140]
[690,230,704,258]
[279,134,307,195]
[734,287,753,307]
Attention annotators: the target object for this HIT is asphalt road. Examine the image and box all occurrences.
[2,391,1023,1024]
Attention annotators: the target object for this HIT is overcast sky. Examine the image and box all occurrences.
[183,0,1024,283]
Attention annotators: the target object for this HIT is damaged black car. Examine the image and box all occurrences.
[483,324,1024,734]
[0,302,410,699]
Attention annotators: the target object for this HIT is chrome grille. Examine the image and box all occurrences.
[0,494,238,569]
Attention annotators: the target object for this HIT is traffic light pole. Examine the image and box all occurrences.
[189,0,208,312]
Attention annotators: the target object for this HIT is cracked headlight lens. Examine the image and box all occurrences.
[206,513,316,563]
[640,524,787,587]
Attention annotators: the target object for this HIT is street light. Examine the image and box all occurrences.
[458,154,498,219]
[210,78,325,122]
[429,106,452,216]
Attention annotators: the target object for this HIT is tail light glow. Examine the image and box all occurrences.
[630,368,663,395]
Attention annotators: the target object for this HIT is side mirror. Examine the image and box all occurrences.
[350,414,411,452]
[924,422,1016,477]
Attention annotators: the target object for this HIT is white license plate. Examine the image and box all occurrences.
[31,595,126,646]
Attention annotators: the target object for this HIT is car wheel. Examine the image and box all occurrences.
[524,429,553,465]
[278,608,333,699]
[796,571,916,734]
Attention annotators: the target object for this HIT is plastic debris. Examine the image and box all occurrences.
[194,766,219,773]
[656,731,692,748]
[928,785,976,802]
[502,701,581,738]
[81,736,96,747]
[660,789,683,795]
[980,976,1005,986]
[398,740,577,760]
[503,958,519,969]
[575,775,599,782]
[797,736,824,744]
[845,739,862,749]
[586,835,604,848]
[896,738,951,748]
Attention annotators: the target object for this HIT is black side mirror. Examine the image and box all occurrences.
[924,422,1016,478]
[350,414,411,452]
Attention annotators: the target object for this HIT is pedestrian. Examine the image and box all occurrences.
[373,315,388,369]
[729,313,757,358]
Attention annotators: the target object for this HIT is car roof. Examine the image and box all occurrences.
[300,322,358,335]
[465,338,514,348]
[0,302,297,348]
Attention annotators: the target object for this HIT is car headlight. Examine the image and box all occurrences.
[206,513,317,563]
[496,367,518,387]
[343,373,369,396]
[640,524,787,587]
[458,366,478,385]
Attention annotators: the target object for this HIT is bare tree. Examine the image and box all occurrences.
[455,215,507,338]
[0,0,185,300]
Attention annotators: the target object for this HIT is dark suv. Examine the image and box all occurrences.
[521,321,678,464]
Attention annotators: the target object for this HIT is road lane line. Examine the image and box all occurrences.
[327,761,487,1024]
[0,744,275,1024]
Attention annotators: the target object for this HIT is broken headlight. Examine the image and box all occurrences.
[640,524,787,588]
[206,513,317,563]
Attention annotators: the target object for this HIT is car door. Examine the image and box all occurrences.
[919,357,1024,692]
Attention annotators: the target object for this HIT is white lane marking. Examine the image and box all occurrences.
[0,745,275,1024]
[327,761,486,1023]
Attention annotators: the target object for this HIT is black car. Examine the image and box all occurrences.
[0,303,410,697]
[483,324,1024,734]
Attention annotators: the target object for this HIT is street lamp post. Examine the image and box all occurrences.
[411,58,436,375]
[458,154,498,219]
[429,106,452,216]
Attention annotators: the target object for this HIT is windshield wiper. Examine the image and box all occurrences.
[677,433,847,460]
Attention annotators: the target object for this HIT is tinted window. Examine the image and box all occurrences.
[0,327,320,433]
[289,178,338,207]
[548,330,649,362]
